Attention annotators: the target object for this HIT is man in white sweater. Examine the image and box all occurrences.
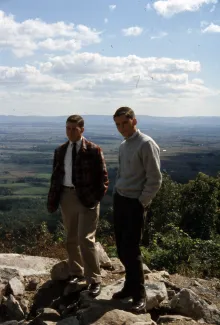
[112,107,162,314]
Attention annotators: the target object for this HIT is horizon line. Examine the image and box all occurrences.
[1,114,220,119]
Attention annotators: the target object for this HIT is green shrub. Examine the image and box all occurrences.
[140,225,220,278]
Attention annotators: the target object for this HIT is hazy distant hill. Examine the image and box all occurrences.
[1,115,220,127]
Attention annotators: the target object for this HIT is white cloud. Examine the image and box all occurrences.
[1,10,218,116]
[122,26,143,36]
[187,28,193,34]
[1,53,204,101]
[153,0,217,17]
[104,18,108,24]
[38,38,82,51]
[202,22,220,33]
[210,4,216,11]
[0,10,101,57]
[151,32,168,39]
[38,52,203,100]
[40,52,201,77]
[0,65,72,92]
[109,4,116,11]
[192,78,204,85]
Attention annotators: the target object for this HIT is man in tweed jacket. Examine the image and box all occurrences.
[47,115,109,297]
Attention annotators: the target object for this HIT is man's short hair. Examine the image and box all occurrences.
[113,107,135,119]
[66,115,84,127]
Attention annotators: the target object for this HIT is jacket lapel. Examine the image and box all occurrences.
[58,141,69,168]
[78,137,88,157]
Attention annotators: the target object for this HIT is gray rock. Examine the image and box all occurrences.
[19,299,30,315]
[9,277,25,296]
[57,316,79,325]
[81,278,125,302]
[78,308,152,325]
[79,279,132,319]
[26,278,39,291]
[110,258,125,273]
[36,308,61,322]
[143,264,151,274]
[167,289,176,300]
[0,267,23,282]
[50,260,69,281]
[95,242,112,268]
[132,322,156,325]
[145,282,168,310]
[216,282,220,291]
[191,280,204,287]
[146,271,170,282]
[0,282,7,302]
[5,294,24,321]
[158,315,196,323]
[171,288,220,324]
[0,254,59,277]
[101,268,108,277]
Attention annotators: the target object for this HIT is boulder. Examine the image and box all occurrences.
[4,294,24,321]
[81,278,125,302]
[0,282,7,302]
[9,277,25,296]
[95,242,112,268]
[101,268,108,278]
[171,288,220,324]
[19,298,30,315]
[158,315,196,323]
[0,254,59,277]
[145,282,168,310]
[143,264,151,274]
[26,278,39,291]
[51,260,69,281]
[146,271,170,282]
[0,267,23,282]
[110,258,125,273]
[78,308,153,325]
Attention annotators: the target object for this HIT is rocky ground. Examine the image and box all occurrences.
[0,243,220,325]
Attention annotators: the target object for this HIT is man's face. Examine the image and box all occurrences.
[114,114,137,138]
[66,122,84,142]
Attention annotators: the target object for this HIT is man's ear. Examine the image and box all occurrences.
[81,127,85,134]
[132,118,137,126]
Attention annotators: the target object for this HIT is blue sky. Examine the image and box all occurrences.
[0,0,220,116]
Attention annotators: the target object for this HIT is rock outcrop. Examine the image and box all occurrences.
[0,243,220,325]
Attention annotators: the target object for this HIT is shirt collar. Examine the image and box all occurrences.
[125,129,140,140]
[69,137,83,146]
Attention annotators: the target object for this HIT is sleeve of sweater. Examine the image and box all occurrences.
[139,140,162,207]
[113,145,121,194]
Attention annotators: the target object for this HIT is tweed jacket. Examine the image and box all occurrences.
[47,137,109,212]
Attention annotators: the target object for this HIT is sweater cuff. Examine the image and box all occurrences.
[138,196,151,208]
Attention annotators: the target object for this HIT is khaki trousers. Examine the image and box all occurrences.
[60,187,101,284]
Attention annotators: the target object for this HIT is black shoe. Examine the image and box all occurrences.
[68,275,84,284]
[112,288,132,300]
[131,298,147,314]
[88,283,101,297]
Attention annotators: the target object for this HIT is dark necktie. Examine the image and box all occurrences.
[72,142,77,185]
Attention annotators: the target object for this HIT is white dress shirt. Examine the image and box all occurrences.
[63,138,82,187]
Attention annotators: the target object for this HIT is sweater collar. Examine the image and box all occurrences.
[125,129,140,141]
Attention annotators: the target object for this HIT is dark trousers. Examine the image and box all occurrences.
[113,191,146,300]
